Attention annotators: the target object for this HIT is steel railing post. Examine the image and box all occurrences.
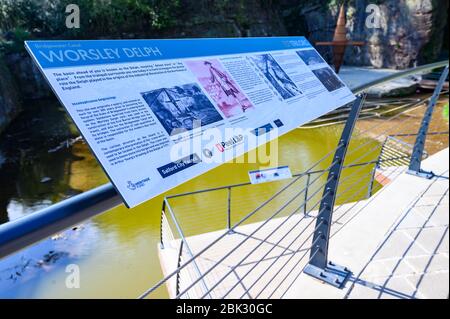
[407,65,449,179]
[304,94,366,288]
[304,173,311,216]
[160,200,166,249]
[367,165,376,198]
[175,240,184,297]
[227,187,232,231]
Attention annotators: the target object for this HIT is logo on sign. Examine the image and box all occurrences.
[126,178,150,191]
[215,135,244,153]
[202,148,213,158]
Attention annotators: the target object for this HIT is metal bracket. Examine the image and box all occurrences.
[406,169,435,179]
[304,261,352,289]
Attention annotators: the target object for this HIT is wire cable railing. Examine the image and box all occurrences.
[144,131,446,298]
[139,63,449,299]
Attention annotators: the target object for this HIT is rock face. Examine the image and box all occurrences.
[0,53,53,134]
[284,0,448,69]
[4,53,53,100]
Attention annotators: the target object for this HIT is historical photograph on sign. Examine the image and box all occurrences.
[141,83,223,135]
[185,59,254,118]
[312,67,345,92]
[250,53,302,100]
[296,49,326,66]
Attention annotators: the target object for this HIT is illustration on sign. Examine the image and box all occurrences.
[141,83,223,135]
[185,59,254,118]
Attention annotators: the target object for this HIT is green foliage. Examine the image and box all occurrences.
[443,104,449,122]
[0,27,31,54]
[0,0,182,54]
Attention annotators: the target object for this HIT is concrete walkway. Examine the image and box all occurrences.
[285,148,449,299]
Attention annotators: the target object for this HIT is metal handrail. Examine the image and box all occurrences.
[0,60,447,260]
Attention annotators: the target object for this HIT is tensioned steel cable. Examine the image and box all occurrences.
[276,251,321,299]
[213,144,403,298]
[152,113,426,300]
[268,242,322,299]
[259,234,323,299]
[263,169,410,299]
[139,135,354,298]
[231,162,403,299]
[331,108,441,192]
[227,204,328,299]
[176,177,333,299]
[139,172,315,298]
[331,165,411,233]
[200,183,333,298]
[330,104,436,180]
[301,91,448,129]
[270,168,406,299]
[329,134,428,216]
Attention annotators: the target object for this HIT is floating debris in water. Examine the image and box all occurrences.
[48,136,83,153]
[40,177,52,183]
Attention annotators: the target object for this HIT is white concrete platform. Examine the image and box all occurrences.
[158,148,449,299]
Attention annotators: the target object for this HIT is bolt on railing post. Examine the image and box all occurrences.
[227,187,232,230]
[367,165,376,198]
[304,94,366,288]
[160,200,166,249]
[175,240,184,297]
[407,65,449,179]
[304,173,311,216]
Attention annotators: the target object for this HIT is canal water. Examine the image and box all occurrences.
[0,99,379,298]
